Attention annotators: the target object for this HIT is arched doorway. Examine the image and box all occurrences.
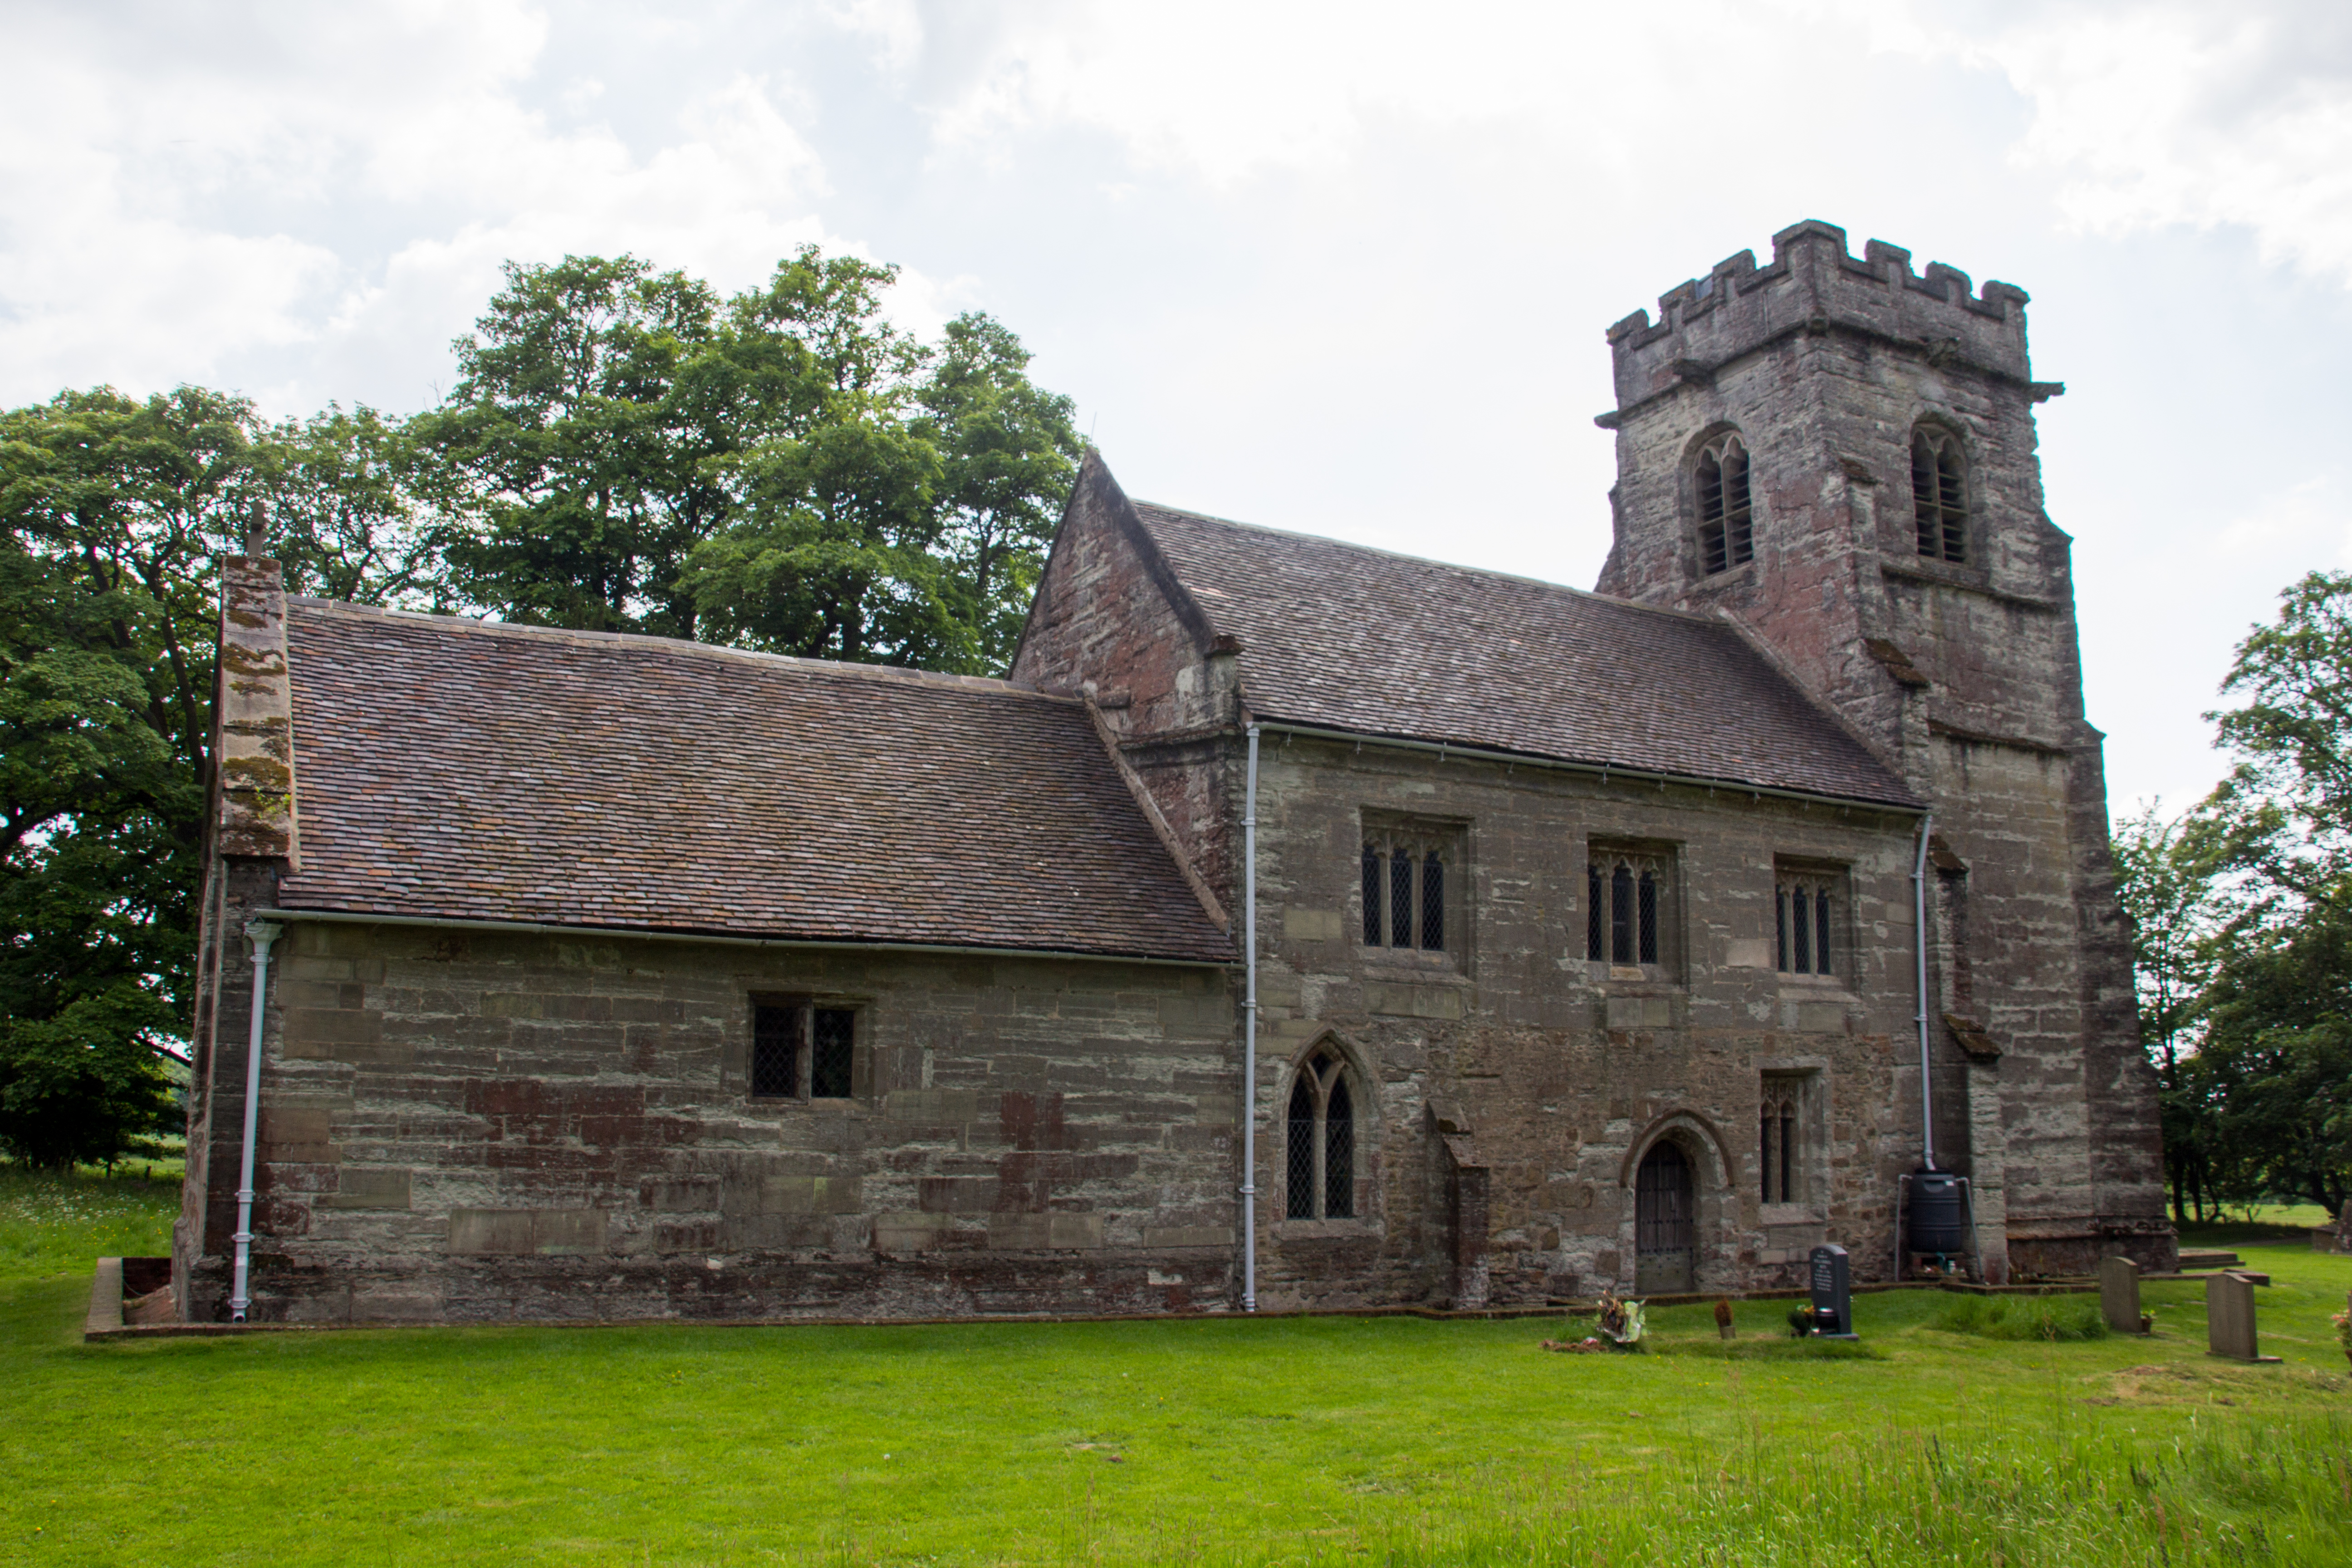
[1635,1140,1695,1293]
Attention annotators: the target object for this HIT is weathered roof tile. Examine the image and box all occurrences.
[274,601,1232,963]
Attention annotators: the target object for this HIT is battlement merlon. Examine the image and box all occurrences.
[1602,220,2039,418]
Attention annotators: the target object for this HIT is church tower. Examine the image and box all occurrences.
[1595,220,2172,1275]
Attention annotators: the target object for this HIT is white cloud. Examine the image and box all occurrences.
[0,2,876,414]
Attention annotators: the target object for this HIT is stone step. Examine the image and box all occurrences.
[2178,1250,2244,1270]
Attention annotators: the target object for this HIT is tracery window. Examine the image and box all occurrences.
[1587,848,1668,968]
[1695,434,1755,575]
[1285,1048,1356,1220]
[1759,1076,1808,1203]
[750,998,860,1100]
[1911,427,1968,564]
[1361,825,1451,952]
[1774,871,1838,978]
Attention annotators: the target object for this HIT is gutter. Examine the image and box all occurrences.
[251,909,1230,970]
[1251,720,1923,816]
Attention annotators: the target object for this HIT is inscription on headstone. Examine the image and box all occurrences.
[2098,1255,2144,1334]
[2205,1271,2281,1363]
[1808,1244,1857,1338]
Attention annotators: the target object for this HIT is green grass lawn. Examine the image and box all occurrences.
[2,1174,2347,1567]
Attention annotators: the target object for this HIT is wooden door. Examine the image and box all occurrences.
[1635,1140,1695,1294]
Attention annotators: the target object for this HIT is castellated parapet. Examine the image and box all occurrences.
[1604,220,2042,420]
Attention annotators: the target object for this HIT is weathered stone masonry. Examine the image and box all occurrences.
[177,221,2171,1324]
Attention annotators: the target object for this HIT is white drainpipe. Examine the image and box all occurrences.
[1240,724,1260,1312]
[230,918,283,1323]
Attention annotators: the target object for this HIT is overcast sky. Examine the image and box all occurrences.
[9,0,2350,820]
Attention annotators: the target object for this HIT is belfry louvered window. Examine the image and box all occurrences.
[1587,849,1667,967]
[1360,826,1450,952]
[1775,871,1839,978]
[1286,1048,1355,1220]
[1695,434,1755,575]
[1912,428,1968,564]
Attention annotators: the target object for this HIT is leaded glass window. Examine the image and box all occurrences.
[1589,848,1671,970]
[747,998,862,1100]
[1360,824,1456,954]
[1286,1049,1356,1220]
[1774,870,1840,978]
[1760,1074,1811,1203]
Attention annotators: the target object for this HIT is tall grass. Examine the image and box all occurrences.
[0,1165,180,1280]
[1930,1292,2110,1342]
[1127,1412,2352,1567]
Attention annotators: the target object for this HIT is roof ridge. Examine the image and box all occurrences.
[284,596,1060,701]
[1127,501,1734,632]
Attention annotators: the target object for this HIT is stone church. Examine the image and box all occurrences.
[174,220,2172,1324]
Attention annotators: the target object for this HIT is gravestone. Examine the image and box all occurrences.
[2205,1272,2281,1363]
[1808,1244,1858,1338]
[2098,1255,2144,1334]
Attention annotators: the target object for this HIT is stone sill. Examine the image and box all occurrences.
[1272,1219,1385,1244]
[1355,951,1467,983]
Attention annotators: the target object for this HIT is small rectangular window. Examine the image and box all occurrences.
[748,998,862,1101]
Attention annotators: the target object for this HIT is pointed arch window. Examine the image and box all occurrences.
[1285,1049,1356,1220]
[1695,434,1755,575]
[1759,1072,1815,1204]
[1911,427,1968,564]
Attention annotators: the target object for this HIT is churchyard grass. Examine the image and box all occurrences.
[0,1165,180,1283]
[2,1222,2345,1565]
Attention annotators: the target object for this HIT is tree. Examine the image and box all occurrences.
[2111,802,2231,1222]
[419,247,1083,672]
[918,313,1084,671]
[2174,568,2352,1215]
[0,387,248,1166]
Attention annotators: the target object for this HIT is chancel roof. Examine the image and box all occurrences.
[1128,501,1917,808]
[273,601,1232,963]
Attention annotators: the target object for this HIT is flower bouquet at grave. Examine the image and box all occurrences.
[1787,1304,1825,1337]
[1596,1290,1646,1348]
[2332,1294,2350,1372]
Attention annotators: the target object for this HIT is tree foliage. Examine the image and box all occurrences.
[2115,569,2352,1220]
[0,246,1080,1166]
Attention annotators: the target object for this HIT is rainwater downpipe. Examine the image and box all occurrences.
[230,918,283,1323]
[1912,818,1936,1173]
[1240,724,1260,1312]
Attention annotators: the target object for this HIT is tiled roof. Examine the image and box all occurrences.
[274,603,1233,962]
[1131,503,1917,808]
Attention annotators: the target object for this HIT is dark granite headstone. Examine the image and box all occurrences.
[1808,1244,1858,1338]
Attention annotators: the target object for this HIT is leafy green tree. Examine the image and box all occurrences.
[2196,913,2352,1214]
[0,387,248,1166]
[919,313,1083,671]
[414,255,725,637]
[420,247,1082,672]
[260,404,454,610]
[2111,802,2232,1222]
[2182,568,2352,1215]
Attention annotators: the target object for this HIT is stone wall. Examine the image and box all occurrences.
[181,916,1241,1323]
[1240,731,1925,1307]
